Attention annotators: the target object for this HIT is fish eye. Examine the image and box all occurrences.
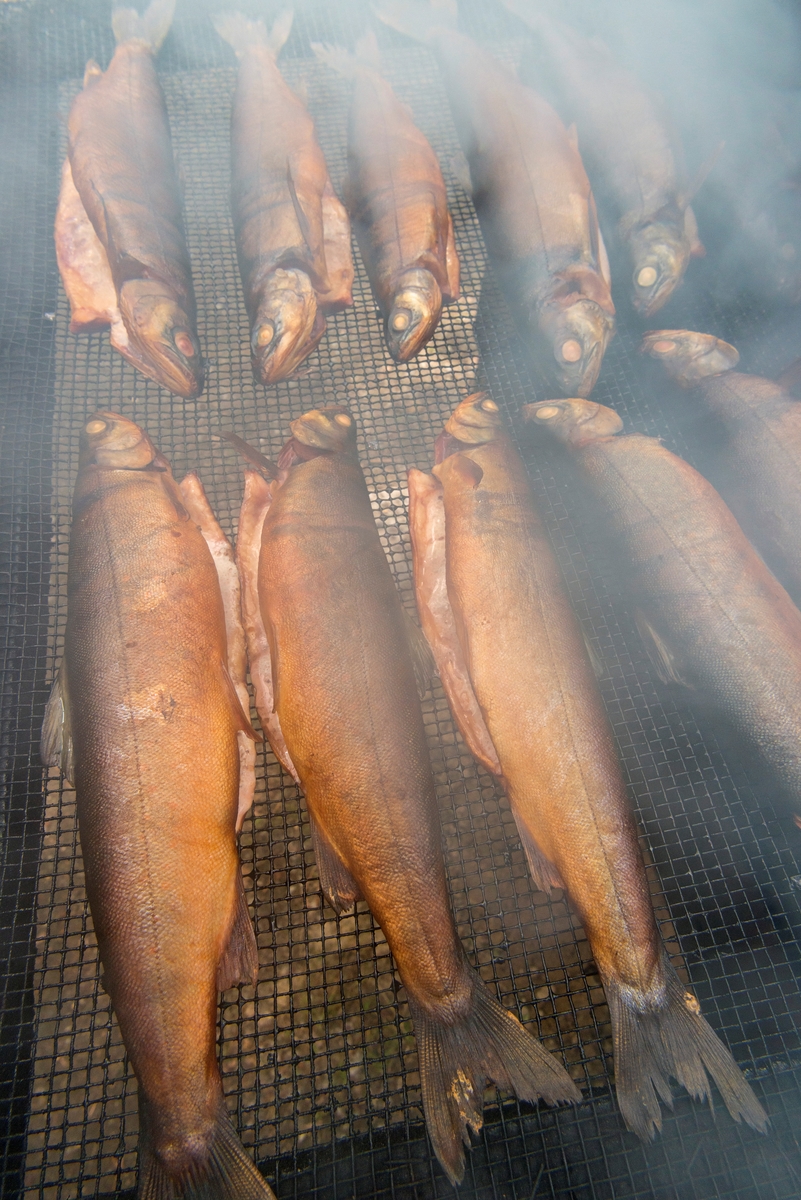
[480,398,498,412]
[390,310,411,333]
[253,322,275,350]
[560,339,582,363]
[534,405,560,420]
[649,339,676,355]
[334,413,352,427]
[173,330,196,358]
[636,266,658,288]
[85,418,108,435]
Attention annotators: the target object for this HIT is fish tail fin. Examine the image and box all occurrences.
[112,0,175,50]
[408,968,580,1185]
[608,956,769,1141]
[372,0,456,44]
[138,1098,276,1200]
[311,41,358,77]
[214,9,293,59]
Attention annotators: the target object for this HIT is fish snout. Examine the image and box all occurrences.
[80,411,160,470]
[523,397,623,447]
[641,329,739,386]
[289,405,357,452]
[251,268,323,384]
[386,269,442,362]
[118,280,204,398]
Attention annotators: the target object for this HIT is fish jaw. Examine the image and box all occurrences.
[523,397,624,448]
[627,220,691,316]
[288,405,357,454]
[117,278,204,397]
[538,296,615,398]
[442,393,502,447]
[385,268,443,361]
[250,267,325,384]
[641,329,740,386]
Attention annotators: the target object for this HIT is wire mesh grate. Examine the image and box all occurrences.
[1,2,800,1199]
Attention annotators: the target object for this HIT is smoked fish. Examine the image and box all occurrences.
[409,393,767,1141]
[235,406,579,1184]
[526,395,801,835]
[57,0,204,397]
[41,414,272,1200]
[216,12,354,385]
[313,35,460,361]
[375,0,615,396]
[644,328,801,609]
[501,2,705,316]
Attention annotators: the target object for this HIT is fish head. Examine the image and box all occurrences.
[641,329,739,386]
[251,268,325,385]
[289,405,357,454]
[443,393,503,448]
[117,279,203,398]
[539,297,615,398]
[386,269,443,362]
[523,398,624,448]
[628,222,691,316]
[79,411,163,471]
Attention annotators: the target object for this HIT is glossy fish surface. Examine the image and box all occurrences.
[217,12,354,384]
[41,413,271,1200]
[375,0,615,396]
[527,394,801,837]
[238,405,578,1185]
[502,2,704,315]
[410,393,767,1141]
[644,328,801,608]
[314,36,459,361]
[63,0,203,397]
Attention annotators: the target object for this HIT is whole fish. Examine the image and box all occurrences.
[41,413,272,1200]
[525,395,801,836]
[216,12,354,384]
[235,405,578,1184]
[375,0,615,397]
[501,1,705,315]
[313,34,460,361]
[58,0,204,397]
[643,328,801,609]
[409,393,767,1141]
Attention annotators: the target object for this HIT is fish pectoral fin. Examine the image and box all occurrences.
[511,811,566,893]
[580,625,604,681]
[443,211,461,302]
[402,606,437,698]
[566,121,579,153]
[41,661,74,785]
[450,151,473,196]
[285,158,327,283]
[634,609,691,688]
[450,454,484,489]
[220,660,261,741]
[309,813,362,915]
[684,205,705,258]
[217,870,259,991]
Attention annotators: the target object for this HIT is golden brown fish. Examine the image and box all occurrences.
[235,405,579,1185]
[409,393,767,1140]
[59,0,203,397]
[375,0,615,396]
[643,329,801,609]
[314,34,460,361]
[501,2,706,315]
[216,12,354,384]
[526,394,801,837]
[41,413,272,1200]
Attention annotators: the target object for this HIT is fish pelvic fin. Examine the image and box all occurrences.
[217,870,259,991]
[112,0,175,50]
[41,661,74,786]
[372,0,457,44]
[511,810,566,893]
[309,813,363,915]
[214,9,293,59]
[607,956,768,1141]
[138,1094,276,1200]
[409,968,580,1185]
[634,609,691,688]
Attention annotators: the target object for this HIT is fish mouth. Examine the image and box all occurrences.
[79,410,162,470]
[641,329,739,385]
[251,268,325,384]
[538,297,615,399]
[386,270,442,362]
[117,280,204,398]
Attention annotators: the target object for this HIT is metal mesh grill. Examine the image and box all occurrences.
[1,2,801,1198]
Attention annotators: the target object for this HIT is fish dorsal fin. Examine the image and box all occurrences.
[634,608,691,687]
[41,661,74,785]
[402,606,437,698]
[112,0,176,50]
[309,812,363,914]
[566,121,579,153]
[217,870,259,991]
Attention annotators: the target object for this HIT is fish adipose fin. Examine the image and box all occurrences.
[511,812,566,893]
[41,661,74,785]
[138,1094,277,1200]
[217,871,259,991]
[112,0,176,50]
[409,968,580,1185]
[309,813,363,914]
[608,956,768,1140]
[214,9,293,60]
[634,609,691,688]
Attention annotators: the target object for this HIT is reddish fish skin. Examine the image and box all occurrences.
[49,413,271,1199]
[252,405,578,1185]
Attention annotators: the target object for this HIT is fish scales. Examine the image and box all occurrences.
[49,414,272,1199]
